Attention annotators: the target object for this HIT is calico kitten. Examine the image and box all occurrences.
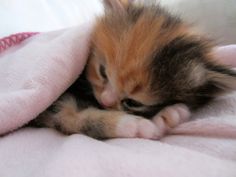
[30,0,236,139]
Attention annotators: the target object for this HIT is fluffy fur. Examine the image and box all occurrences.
[30,0,236,139]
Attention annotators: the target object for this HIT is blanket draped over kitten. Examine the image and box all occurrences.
[30,0,236,139]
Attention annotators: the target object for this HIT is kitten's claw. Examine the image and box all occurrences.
[152,104,191,134]
[116,115,160,139]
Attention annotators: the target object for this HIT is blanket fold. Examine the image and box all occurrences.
[0,23,93,135]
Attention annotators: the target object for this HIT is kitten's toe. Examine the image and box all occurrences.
[137,119,161,139]
[116,115,158,139]
[174,104,191,123]
[153,104,191,129]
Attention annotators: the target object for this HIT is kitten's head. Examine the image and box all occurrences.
[86,0,236,118]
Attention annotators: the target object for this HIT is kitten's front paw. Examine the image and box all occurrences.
[152,104,191,134]
[116,115,161,139]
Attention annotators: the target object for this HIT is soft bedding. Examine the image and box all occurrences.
[0,22,236,177]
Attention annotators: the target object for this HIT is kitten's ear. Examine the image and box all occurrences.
[103,0,132,13]
[207,65,236,92]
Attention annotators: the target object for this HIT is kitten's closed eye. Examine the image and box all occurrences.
[121,98,144,108]
[99,65,107,79]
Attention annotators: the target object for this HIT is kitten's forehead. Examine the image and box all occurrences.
[93,6,186,62]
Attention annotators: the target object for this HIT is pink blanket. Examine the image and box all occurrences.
[0,23,236,177]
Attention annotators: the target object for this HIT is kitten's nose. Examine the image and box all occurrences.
[100,83,117,108]
[101,92,116,107]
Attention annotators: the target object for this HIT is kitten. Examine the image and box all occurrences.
[30,0,236,139]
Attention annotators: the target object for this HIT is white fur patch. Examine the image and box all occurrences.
[116,114,161,139]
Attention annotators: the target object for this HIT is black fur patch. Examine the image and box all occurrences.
[66,69,102,110]
[149,35,214,111]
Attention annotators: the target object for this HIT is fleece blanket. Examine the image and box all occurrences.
[0,22,236,177]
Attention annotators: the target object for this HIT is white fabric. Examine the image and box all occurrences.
[0,125,235,177]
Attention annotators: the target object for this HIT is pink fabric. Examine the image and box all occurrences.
[0,23,236,177]
[0,32,38,53]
